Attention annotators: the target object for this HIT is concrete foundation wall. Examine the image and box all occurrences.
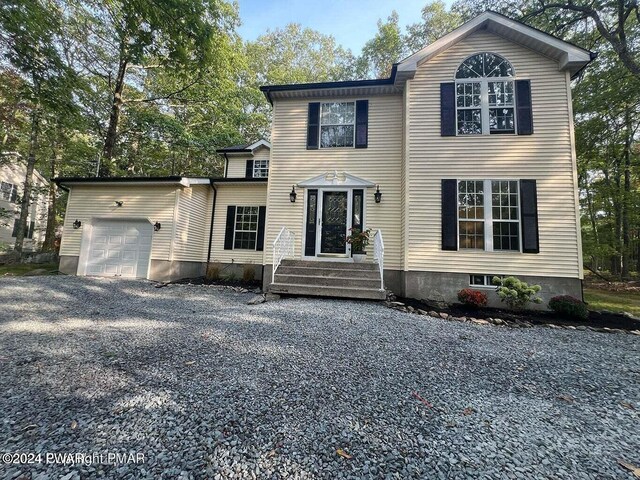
[207,262,263,283]
[403,271,582,310]
[59,255,79,275]
[149,260,205,282]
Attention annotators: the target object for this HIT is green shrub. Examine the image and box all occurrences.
[492,276,542,310]
[457,288,488,308]
[548,295,589,320]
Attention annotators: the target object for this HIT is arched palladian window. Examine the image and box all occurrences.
[455,53,516,135]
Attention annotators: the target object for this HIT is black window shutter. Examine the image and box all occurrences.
[245,160,253,178]
[355,100,368,148]
[520,180,539,253]
[516,80,533,135]
[256,206,266,251]
[441,179,458,250]
[307,102,320,149]
[440,83,456,136]
[224,205,236,250]
[11,219,19,237]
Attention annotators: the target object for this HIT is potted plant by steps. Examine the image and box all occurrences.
[346,227,372,263]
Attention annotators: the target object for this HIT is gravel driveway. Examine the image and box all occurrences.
[0,276,638,479]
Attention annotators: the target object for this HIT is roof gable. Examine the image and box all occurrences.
[396,11,593,84]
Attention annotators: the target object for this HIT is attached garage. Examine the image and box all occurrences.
[84,219,152,278]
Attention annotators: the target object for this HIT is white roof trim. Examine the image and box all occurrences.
[180,178,211,187]
[246,139,271,151]
[396,11,591,81]
[297,171,376,188]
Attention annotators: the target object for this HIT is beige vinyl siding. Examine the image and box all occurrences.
[209,184,267,264]
[406,30,582,279]
[173,185,212,262]
[59,185,177,260]
[0,163,49,248]
[226,146,270,178]
[266,95,403,269]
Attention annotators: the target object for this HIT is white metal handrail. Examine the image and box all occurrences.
[373,229,384,291]
[272,226,295,283]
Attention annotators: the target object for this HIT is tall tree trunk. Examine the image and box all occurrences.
[100,55,128,177]
[14,106,40,257]
[42,125,61,252]
[621,107,632,278]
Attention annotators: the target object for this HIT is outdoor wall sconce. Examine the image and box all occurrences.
[72,219,82,229]
[153,222,161,232]
[289,185,297,203]
[374,185,382,203]
[114,200,123,207]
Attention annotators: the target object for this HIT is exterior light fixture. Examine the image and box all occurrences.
[289,185,297,203]
[114,201,123,207]
[374,185,382,203]
[72,219,82,229]
[153,222,161,232]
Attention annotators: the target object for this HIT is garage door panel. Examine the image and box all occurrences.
[85,220,152,278]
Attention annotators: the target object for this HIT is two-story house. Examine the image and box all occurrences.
[1,158,50,252]
[55,11,593,307]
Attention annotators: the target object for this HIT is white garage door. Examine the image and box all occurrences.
[86,220,152,278]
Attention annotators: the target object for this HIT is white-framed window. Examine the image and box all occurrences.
[458,180,520,252]
[469,274,504,287]
[253,159,269,178]
[1,181,17,203]
[233,206,259,250]
[455,53,516,135]
[320,102,355,148]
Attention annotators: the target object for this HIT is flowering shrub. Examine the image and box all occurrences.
[549,295,589,320]
[457,288,488,308]
[345,228,372,253]
[492,276,542,310]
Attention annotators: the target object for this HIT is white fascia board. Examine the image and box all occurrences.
[246,139,271,151]
[396,11,591,80]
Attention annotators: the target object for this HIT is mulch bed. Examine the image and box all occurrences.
[395,296,640,332]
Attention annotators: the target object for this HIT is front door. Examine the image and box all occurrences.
[320,191,348,255]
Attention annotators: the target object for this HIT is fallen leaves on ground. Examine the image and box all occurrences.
[463,407,475,416]
[336,449,352,459]
[617,460,640,478]
[70,420,78,430]
[184,361,195,366]
[620,401,635,410]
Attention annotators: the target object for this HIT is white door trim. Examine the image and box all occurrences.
[301,186,367,261]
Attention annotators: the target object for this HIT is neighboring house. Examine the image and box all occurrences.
[0,158,49,252]
[55,12,593,307]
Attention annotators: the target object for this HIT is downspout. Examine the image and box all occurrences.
[223,153,229,178]
[206,180,217,264]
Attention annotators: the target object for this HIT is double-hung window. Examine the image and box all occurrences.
[233,206,259,250]
[455,53,516,135]
[1,181,17,202]
[320,102,355,148]
[253,159,269,178]
[458,180,520,251]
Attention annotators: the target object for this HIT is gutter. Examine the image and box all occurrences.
[570,51,598,80]
[206,179,217,264]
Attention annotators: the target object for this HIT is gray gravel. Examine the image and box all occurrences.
[0,276,638,479]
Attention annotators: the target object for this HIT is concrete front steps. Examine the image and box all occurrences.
[269,259,386,300]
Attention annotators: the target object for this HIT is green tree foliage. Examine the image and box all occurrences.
[359,11,405,78]
[406,1,462,52]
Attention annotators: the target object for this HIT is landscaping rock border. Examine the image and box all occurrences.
[384,299,640,335]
